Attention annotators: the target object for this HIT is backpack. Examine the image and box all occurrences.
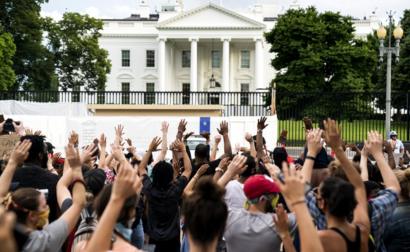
[72,206,98,250]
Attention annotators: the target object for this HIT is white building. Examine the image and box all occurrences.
[99,0,379,94]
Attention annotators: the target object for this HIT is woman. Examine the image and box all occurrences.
[384,168,410,251]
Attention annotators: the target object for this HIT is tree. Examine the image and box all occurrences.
[265,7,377,120]
[0,0,55,90]
[0,28,16,90]
[44,12,111,91]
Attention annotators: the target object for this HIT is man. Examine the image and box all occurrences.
[12,135,60,222]
[388,131,404,155]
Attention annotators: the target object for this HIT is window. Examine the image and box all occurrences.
[121,82,130,104]
[182,50,191,68]
[145,82,155,104]
[240,83,249,105]
[146,50,155,67]
[121,50,130,67]
[72,85,80,102]
[182,83,190,104]
[240,50,250,68]
[212,50,221,68]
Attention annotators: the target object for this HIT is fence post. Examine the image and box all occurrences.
[407,93,410,141]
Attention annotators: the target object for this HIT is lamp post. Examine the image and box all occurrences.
[377,11,404,137]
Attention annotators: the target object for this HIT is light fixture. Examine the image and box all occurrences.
[210,74,216,88]
[394,25,404,40]
[377,25,387,40]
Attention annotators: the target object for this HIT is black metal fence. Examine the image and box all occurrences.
[0,90,270,117]
[277,91,410,146]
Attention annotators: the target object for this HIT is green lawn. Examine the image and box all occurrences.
[279,120,409,146]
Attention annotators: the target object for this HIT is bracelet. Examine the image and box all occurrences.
[69,179,87,191]
[291,199,306,207]
[215,167,224,174]
[305,155,316,161]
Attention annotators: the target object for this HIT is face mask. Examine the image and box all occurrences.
[35,207,50,229]
[115,223,132,241]
[127,217,136,229]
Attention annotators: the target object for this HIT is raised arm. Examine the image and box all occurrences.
[217,121,232,157]
[85,163,141,252]
[383,140,396,169]
[183,164,208,197]
[323,119,370,231]
[217,155,247,188]
[301,128,323,184]
[114,124,124,146]
[367,132,400,193]
[359,145,369,181]
[256,117,268,160]
[139,137,162,177]
[0,140,31,198]
[176,119,187,140]
[59,143,86,232]
[245,132,257,158]
[98,133,107,169]
[175,139,192,179]
[210,135,221,161]
[275,164,324,252]
[155,121,169,163]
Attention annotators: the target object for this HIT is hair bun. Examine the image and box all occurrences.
[195,177,225,201]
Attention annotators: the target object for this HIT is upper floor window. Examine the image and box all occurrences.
[240,50,250,68]
[212,50,221,68]
[146,50,155,67]
[121,50,130,67]
[182,50,191,68]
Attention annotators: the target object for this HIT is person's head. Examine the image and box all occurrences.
[273,147,288,169]
[182,177,227,250]
[84,169,106,199]
[7,188,49,229]
[390,131,398,140]
[316,177,357,219]
[20,135,47,166]
[240,153,256,178]
[94,184,138,228]
[243,175,280,213]
[394,168,410,201]
[195,144,209,162]
[151,161,174,190]
[328,160,361,182]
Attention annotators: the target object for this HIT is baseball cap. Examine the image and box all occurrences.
[390,131,398,137]
[243,175,280,199]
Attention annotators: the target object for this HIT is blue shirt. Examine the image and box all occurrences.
[306,188,398,252]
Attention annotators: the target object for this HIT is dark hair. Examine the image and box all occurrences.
[182,177,227,246]
[9,188,41,224]
[328,160,361,181]
[20,135,46,164]
[93,184,137,226]
[195,144,210,161]
[240,153,256,178]
[273,147,288,169]
[84,169,106,196]
[395,168,410,200]
[320,177,357,219]
[152,161,174,190]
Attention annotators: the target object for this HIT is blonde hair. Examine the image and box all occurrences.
[395,168,410,200]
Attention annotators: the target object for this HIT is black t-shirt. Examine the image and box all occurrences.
[12,164,60,222]
[142,175,188,241]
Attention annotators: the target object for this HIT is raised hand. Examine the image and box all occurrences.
[112,163,142,201]
[323,118,343,150]
[125,138,132,147]
[273,204,289,237]
[214,135,222,144]
[200,132,210,141]
[111,144,126,163]
[245,132,253,143]
[68,131,79,147]
[257,116,268,130]
[217,121,229,135]
[365,131,383,156]
[183,132,194,141]
[173,138,185,152]
[99,133,107,149]
[148,137,162,152]
[81,143,98,164]
[178,119,187,133]
[274,162,305,205]
[9,140,32,165]
[115,125,124,138]
[306,128,323,156]
[218,157,230,172]
[12,121,25,136]
[65,143,82,169]
[383,140,393,154]
[226,155,247,175]
[197,164,209,177]
[161,121,169,133]
[303,117,313,131]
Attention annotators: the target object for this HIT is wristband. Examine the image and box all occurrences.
[215,167,224,174]
[291,199,306,207]
[305,155,316,161]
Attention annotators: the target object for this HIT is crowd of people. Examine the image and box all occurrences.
[0,116,409,252]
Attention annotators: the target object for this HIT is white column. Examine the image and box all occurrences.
[222,38,231,92]
[189,38,198,92]
[158,37,167,92]
[254,37,264,90]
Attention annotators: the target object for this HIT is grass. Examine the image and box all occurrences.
[279,120,409,146]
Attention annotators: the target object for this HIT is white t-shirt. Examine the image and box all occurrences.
[389,139,404,154]
[224,180,246,209]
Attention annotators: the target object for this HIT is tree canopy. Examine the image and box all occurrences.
[0,28,16,90]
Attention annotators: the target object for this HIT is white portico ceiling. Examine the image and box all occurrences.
[157,3,265,30]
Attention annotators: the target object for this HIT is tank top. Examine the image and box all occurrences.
[329,225,361,252]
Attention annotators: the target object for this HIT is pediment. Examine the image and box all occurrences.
[140,73,158,80]
[157,3,265,30]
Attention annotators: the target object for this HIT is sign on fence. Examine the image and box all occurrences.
[0,134,20,159]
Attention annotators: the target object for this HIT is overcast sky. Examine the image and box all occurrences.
[42,0,409,24]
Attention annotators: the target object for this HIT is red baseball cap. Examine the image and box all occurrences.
[243,175,280,199]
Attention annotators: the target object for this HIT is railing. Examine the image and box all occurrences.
[0,91,271,117]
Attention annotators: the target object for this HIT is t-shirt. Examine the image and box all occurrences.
[22,218,69,252]
[142,174,188,241]
[388,139,404,154]
[12,163,60,222]
[224,180,246,209]
[224,208,296,252]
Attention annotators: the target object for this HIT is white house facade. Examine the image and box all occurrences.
[99,1,380,94]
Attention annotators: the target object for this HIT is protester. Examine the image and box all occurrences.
[388,130,404,154]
